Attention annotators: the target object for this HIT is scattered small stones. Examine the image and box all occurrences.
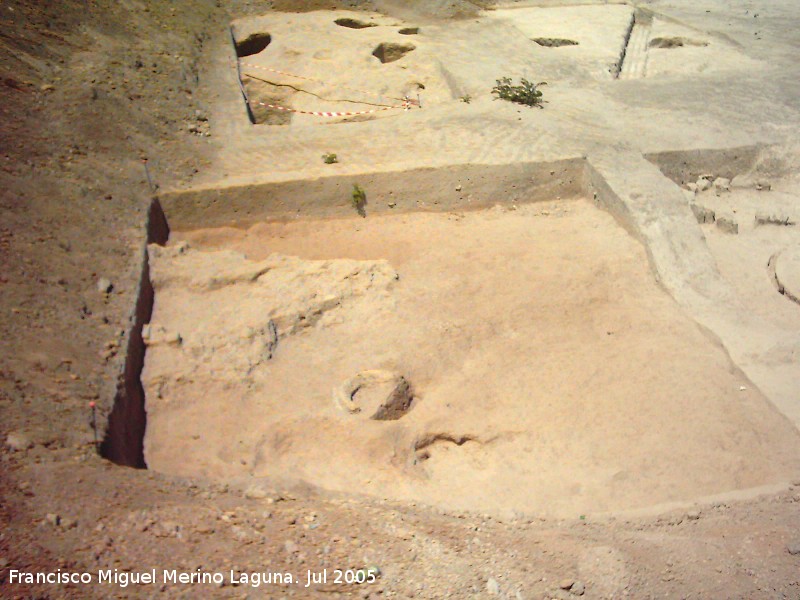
[5,431,33,451]
[716,217,738,234]
[691,204,715,224]
[787,542,800,555]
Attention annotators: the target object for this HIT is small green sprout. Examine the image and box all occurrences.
[351,183,367,217]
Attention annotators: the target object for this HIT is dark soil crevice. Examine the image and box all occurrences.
[100,199,169,468]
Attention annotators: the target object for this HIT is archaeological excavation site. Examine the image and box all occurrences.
[4,0,800,598]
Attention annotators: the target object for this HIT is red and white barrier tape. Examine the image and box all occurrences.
[251,98,414,117]
[239,61,408,102]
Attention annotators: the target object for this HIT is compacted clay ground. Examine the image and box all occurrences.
[149,201,800,519]
[2,0,800,599]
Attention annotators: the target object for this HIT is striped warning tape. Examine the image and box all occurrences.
[239,61,408,102]
[250,98,414,117]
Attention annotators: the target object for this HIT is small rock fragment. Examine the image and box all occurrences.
[716,217,738,234]
[696,177,712,192]
[690,204,715,224]
[487,577,501,595]
[5,432,33,451]
[686,182,699,193]
[686,510,701,520]
[713,177,731,192]
[97,278,113,294]
[787,542,800,555]
[46,513,61,527]
[755,180,771,191]
[195,522,215,534]
[571,581,585,596]
[560,579,575,590]
[244,486,268,500]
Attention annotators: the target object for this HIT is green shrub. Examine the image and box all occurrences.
[351,184,366,217]
[491,77,546,108]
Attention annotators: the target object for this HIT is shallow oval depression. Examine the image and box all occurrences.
[649,36,708,49]
[234,32,272,57]
[532,37,579,47]
[334,17,378,29]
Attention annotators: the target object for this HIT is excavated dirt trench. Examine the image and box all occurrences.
[101,161,800,518]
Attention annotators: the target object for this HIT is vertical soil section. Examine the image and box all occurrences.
[100,199,169,467]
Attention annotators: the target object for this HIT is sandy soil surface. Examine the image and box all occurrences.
[146,201,800,519]
[2,0,800,598]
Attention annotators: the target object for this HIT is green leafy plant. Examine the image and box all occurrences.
[459,94,472,104]
[351,183,367,217]
[322,152,338,164]
[491,77,547,108]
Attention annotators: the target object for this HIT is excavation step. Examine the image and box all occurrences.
[618,14,652,79]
